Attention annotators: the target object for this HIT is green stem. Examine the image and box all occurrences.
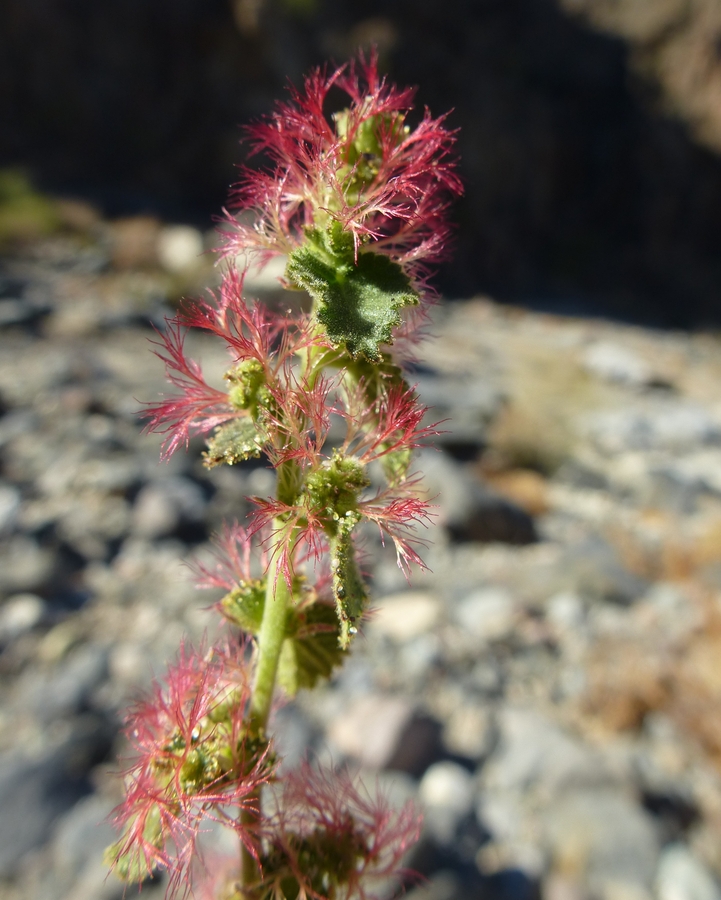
[250,533,292,729]
[241,517,295,893]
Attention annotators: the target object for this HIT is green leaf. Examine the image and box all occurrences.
[328,512,368,649]
[286,225,418,361]
[380,444,413,485]
[203,416,264,468]
[220,580,266,633]
[222,579,347,694]
[277,601,347,696]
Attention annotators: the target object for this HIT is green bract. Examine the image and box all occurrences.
[221,579,266,633]
[303,453,371,648]
[329,512,367,650]
[286,223,418,361]
[226,359,268,412]
[221,580,346,695]
[204,417,265,467]
[277,600,346,695]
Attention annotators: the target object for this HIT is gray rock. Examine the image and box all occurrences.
[419,761,476,844]
[156,225,204,273]
[544,789,659,891]
[0,482,20,534]
[52,794,117,879]
[327,694,415,769]
[454,586,516,643]
[270,704,316,772]
[481,709,610,796]
[415,372,504,448]
[0,593,46,641]
[0,409,38,446]
[585,403,721,455]
[656,845,721,900]
[442,701,494,759]
[0,535,54,593]
[418,450,536,545]
[242,255,288,293]
[18,643,109,720]
[658,451,721,498]
[583,342,652,387]
[0,720,111,877]
[132,476,207,538]
[557,537,647,604]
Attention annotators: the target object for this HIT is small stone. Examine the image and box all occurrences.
[0,593,46,641]
[157,225,204,273]
[418,450,537,544]
[327,694,414,769]
[0,482,20,534]
[454,586,516,643]
[482,709,608,795]
[19,643,109,720]
[547,592,585,631]
[370,591,441,641]
[419,761,475,845]
[109,642,153,686]
[109,216,161,269]
[398,633,442,681]
[0,535,54,593]
[242,255,288,293]
[442,702,493,759]
[131,477,207,538]
[0,722,112,878]
[583,342,652,387]
[52,794,117,878]
[585,404,721,455]
[656,845,721,900]
[420,760,475,813]
[545,790,659,892]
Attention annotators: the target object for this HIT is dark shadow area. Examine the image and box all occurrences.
[2,0,721,326]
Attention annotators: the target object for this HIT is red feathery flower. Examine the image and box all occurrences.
[107,642,271,896]
[221,49,462,296]
[143,269,328,461]
[256,763,422,900]
[192,521,264,592]
[142,319,237,460]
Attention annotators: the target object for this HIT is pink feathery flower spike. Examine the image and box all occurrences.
[221,49,462,301]
[110,47,460,900]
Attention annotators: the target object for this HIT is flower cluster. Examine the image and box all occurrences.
[105,643,269,894]
[221,51,461,295]
[108,50,460,900]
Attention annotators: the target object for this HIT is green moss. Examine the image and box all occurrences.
[0,169,61,244]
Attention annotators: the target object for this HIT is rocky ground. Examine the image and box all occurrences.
[2,215,721,900]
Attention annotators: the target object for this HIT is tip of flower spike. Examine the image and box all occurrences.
[222,50,461,303]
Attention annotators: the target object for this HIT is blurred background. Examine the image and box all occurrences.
[4,0,721,324]
[3,3,721,900]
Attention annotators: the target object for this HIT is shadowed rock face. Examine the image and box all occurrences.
[2,0,721,322]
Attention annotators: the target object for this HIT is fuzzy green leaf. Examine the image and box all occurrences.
[277,601,347,696]
[220,580,266,633]
[203,416,264,468]
[286,225,418,361]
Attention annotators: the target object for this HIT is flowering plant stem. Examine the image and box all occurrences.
[106,50,461,900]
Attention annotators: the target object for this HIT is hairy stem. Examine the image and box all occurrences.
[250,533,293,729]
[241,515,296,892]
